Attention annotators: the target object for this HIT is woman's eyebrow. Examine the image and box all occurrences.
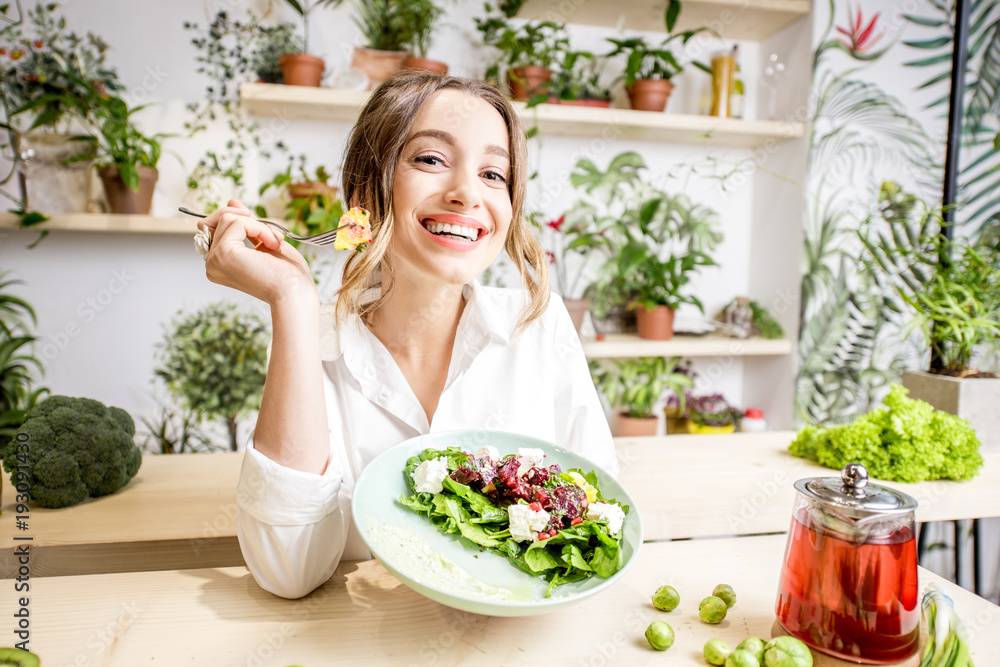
[404,129,510,161]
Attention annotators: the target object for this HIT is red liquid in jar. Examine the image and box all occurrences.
[775,511,919,663]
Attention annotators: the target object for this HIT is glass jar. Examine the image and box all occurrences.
[775,464,920,663]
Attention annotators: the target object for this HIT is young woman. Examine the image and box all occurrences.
[195,72,617,598]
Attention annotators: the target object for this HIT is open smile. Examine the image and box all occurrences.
[419,215,488,249]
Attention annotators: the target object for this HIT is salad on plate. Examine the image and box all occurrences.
[400,445,630,597]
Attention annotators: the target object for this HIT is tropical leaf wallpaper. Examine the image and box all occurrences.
[797,0,1000,426]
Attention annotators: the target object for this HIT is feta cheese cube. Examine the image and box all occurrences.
[517,447,546,476]
[475,445,500,461]
[585,501,625,536]
[411,457,450,494]
[507,503,551,543]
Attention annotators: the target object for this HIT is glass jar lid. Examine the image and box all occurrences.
[794,463,918,516]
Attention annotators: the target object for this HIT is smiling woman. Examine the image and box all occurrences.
[194,71,619,600]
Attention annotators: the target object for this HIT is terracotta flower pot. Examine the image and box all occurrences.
[508,65,552,101]
[279,53,325,87]
[627,78,675,112]
[402,56,449,76]
[635,305,676,340]
[98,164,158,214]
[618,413,658,437]
[286,181,337,201]
[563,298,591,333]
[550,98,612,108]
[352,46,409,89]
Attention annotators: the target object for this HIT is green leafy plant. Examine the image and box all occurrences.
[352,0,418,52]
[713,298,785,340]
[396,0,446,57]
[154,302,270,452]
[590,356,692,419]
[251,21,303,83]
[139,400,218,455]
[604,31,710,89]
[859,190,1000,375]
[0,270,48,453]
[549,50,612,102]
[682,393,742,428]
[475,10,569,98]
[258,156,344,256]
[565,151,722,319]
[790,384,983,482]
[282,0,341,55]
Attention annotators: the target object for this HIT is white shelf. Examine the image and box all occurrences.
[583,333,792,359]
[516,0,811,41]
[239,83,804,149]
[0,213,197,235]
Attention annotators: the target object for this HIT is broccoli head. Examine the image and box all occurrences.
[0,395,142,508]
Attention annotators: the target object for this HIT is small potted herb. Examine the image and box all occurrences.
[349,0,419,88]
[400,0,449,76]
[71,93,172,214]
[682,393,742,434]
[252,21,303,84]
[549,50,612,107]
[258,156,344,261]
[605,30,709,112]
[476,10,569,103]
[591,356,693,437]
[278,0,340,86]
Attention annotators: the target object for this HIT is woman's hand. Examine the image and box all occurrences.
[198,199,316,306]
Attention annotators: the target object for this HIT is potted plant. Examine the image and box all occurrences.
[476,11,569,103]
[400,0,448,76]
[591,356,693,437]
[541,210,610,332]
[548,50,612,107]
[605,31,709,112]
[279,0,340,86]
[0,2,122,214]
[569,151,722,339]
[682,393,743,434]
[860,193,1000,450]
[72,93,172,214]
[251,21,304,84]
[154,302,270,453]
[350,0,419,89]
[258,156,344,261]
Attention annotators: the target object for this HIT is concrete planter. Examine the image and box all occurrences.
[900,370,1000,452]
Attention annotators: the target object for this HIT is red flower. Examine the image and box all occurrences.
[546,216,565,232]
[545,251,556,264]
[836,5,884,54]
[32,40,44,49]
[0,48,7,56]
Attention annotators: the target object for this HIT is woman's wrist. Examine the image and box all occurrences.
[268,274,320,312]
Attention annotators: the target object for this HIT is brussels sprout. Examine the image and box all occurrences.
[726,649,762,667]
[651,585,680,611]
[713,583,737,608]
[645,621,675,651]
[698,595,728,623]
[764,636,814,666]
[736,637,766,662]
[704,638,731,665]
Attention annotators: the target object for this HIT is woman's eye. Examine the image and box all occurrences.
[483,170,508,184]
[415,155,443,167]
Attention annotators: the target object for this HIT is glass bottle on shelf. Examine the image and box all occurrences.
[725,296,753,338]
[731,45,744,119]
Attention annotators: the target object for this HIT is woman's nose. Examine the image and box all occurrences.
[445,164,482,209]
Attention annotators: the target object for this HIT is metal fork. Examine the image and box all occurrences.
[178,207,350,247]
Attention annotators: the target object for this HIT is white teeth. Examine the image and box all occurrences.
[425,220,478,241]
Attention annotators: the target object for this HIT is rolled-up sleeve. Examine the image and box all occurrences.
[235,431,346,598]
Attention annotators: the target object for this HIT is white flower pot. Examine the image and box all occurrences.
[900,370,1000,452]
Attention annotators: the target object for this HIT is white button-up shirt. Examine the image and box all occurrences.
[235,283,618,598]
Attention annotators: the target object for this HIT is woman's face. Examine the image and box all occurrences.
[389,89,513,288]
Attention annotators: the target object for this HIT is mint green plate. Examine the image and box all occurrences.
[351,430,643,617]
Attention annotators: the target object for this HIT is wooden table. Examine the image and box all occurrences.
[0,452,244,578]
[620,432,1000,540]
[4,434,999,577]
[4,534,997,666]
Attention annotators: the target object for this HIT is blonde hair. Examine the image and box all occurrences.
[335,71,549,333]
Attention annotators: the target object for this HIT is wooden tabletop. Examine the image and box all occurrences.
[5,534,997,666]
[0,452,244,578]
[3,433,999,577]
[620,432,1000,540]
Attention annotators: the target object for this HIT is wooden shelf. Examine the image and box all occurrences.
[0,213,197,235]
[240,83,805,149]
[583,333,792,358]
[516,0,811,41]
